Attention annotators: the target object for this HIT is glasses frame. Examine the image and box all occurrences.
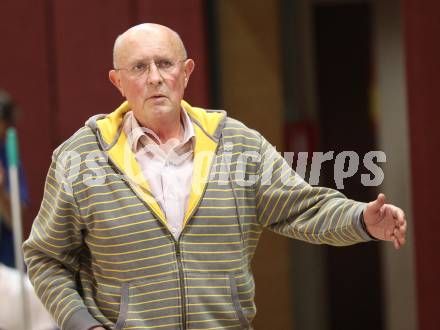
[114,58,187,79]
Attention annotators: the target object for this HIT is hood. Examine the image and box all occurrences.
[86,100,227,151]
[85,100,227,227]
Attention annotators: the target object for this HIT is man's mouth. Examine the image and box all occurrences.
[149,94,166,99]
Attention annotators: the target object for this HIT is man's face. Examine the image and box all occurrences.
[109,28,194,127]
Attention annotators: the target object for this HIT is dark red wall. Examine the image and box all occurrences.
[0,0,210,235]
[403,1,440,329]
[0,0,54,235]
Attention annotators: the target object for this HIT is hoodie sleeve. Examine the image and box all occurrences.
[23,150,102,330]
[254,135,372,246]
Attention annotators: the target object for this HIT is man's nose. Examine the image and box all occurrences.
[146,62,163,85]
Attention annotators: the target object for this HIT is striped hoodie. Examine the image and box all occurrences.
[23,100,372,330]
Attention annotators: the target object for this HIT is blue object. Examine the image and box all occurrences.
[0,140,28,268]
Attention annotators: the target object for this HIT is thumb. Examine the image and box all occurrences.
[369,193,386,213]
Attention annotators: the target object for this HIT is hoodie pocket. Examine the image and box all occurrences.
[186,271,250,329]
[114,273,181,330]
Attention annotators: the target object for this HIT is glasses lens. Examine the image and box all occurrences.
[126,59,183,78]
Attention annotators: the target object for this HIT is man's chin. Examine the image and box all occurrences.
[147,104,176,117]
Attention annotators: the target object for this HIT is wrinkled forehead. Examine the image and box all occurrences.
[116,28,182,66]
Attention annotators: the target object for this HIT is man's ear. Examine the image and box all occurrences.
[183,59,195,88]
[109,70,125,97]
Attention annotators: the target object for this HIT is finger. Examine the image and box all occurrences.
[392,207,405,221]
[393,208,406,230]
[400,219,407,233]
[399,216,406,226]
[370,193,386,213]
[394,225,408,247]
[392,209,400,228]
[396,222,407,244]
[392,229,402,249]
[398,235,406,246]
[393,237,400,250]
[382,205,393,224]
[394,227,401,243]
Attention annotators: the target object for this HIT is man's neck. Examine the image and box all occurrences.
[142,112,183,144]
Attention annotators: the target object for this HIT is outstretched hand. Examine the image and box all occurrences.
[363,193,407,249]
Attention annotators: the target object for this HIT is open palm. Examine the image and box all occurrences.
[363,193,407,249]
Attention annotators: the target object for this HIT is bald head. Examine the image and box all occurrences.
[112,23,187,69]
[108,23,195,133]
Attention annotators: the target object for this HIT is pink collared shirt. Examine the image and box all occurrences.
[122,109,195,239]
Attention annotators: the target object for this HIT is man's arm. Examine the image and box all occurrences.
[23,151,102,330]
[254,135,406,246]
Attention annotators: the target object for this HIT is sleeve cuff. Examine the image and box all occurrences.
[63,308,102,330]
[360,209,379,241]
[352,202,378,241]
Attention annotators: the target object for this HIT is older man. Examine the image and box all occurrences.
[23,23,406,330]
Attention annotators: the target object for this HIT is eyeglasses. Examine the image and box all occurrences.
[115,58,186,79]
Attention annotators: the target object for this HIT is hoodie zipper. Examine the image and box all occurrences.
[174,241,187,330]
[172,143,222,330]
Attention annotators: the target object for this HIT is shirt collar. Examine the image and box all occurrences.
[180,106,195,146]
[123,108,195,153]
